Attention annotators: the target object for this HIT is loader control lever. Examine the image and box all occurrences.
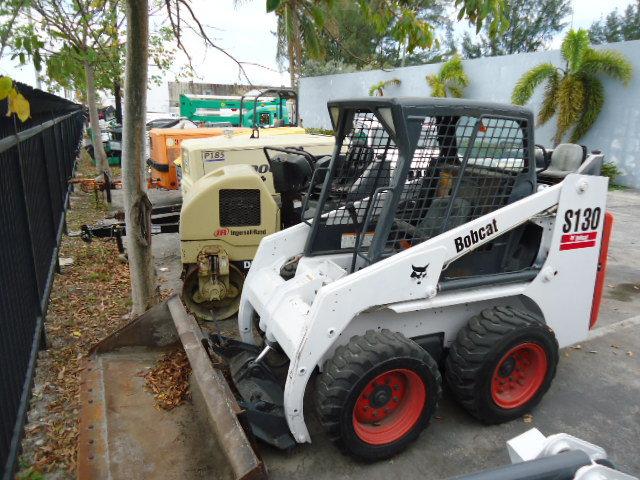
[346,202,359,227]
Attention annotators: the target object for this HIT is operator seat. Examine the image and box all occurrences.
[268,152,314,228]
[538,143,586,182]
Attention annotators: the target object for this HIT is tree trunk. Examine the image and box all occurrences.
[84,59,111,175]
[114,80,123,124]
[123,0,157,316]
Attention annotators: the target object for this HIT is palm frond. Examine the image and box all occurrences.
[555,74,585,144]
[427,74,445,97]
[309,3,326,29]
[368,78,401,96]
[570,75,605,142]
[447,84,465,98]
[537,70,560,126]
[300,14,323,60]
[439,55,469,87]
[511,63,558,105]
[579,49,633,85]
[427,55,468,98]
[561,29,590,71]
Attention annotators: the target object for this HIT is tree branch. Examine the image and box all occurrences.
[172,0,253,85]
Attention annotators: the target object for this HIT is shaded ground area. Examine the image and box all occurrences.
[147,189,640,478]
[262,321,640,479]
[18,157,134,479]
[20,173,640,479]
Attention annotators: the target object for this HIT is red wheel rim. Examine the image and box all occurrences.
[491,342,548,409]
[352,368,426,445]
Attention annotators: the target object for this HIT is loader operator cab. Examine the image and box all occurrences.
[299,97,543,283]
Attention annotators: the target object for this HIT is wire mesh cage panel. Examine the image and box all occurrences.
[305,101,533,274]
[305,110,397,254]
[382,114,529,257]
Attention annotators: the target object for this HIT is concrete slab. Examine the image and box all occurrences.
[598,190,640,327]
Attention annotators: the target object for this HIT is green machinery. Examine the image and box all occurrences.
[179,87,297,128]
[86,124,122,167]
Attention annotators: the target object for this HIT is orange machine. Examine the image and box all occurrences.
[147,128,248,190]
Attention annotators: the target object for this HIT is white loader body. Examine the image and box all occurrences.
[239,167,608,444]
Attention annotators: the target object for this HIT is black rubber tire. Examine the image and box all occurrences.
[315,330,441,461]
[445,306,559,424]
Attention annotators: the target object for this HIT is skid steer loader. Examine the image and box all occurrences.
[204,97,613,460]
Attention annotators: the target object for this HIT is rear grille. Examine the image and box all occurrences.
[219,189,261,226]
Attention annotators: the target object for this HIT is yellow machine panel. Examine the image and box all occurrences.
[178,132,334,321]
[148,126,306,190]
[180,133,333,196]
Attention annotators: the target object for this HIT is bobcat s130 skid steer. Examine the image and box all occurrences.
[206,97,612,461]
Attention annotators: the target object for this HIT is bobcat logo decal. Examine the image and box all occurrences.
[410,264,429,284]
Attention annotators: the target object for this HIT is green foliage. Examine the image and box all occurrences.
[454,0,510,37]
[299,0,455,74]
[511,63,558,105]
[305,127,335,135]
[601,161,622,188]
[512,29,633,144]
[589,1,640,45]
[3,1,178,99]
[270,0,509,82]
[462,0,571,59]
[369,78,401,96]
[0,75,30,121]
[561,29,590,71]
[3,0,124,98]
[273,0,332,84]
[16,461,44,480]
[426,54,468,97]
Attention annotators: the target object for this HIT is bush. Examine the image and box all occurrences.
[305,127,334,136]
[601,161,624,190]
[601,161,620,179]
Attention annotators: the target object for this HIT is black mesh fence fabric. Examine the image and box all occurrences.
[0,82,83,479]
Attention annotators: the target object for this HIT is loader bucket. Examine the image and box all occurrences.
[77,295,266,480]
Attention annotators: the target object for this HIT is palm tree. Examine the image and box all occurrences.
[512,29,632,144]
[368,78,401,96]
[268,0,332,87]
[426,54,469,98]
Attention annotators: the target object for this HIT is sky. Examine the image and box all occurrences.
[0,0,636,111]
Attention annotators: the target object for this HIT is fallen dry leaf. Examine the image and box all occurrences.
[18,156,134,477]
[523,414,533,423]
[141,349,191,411]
